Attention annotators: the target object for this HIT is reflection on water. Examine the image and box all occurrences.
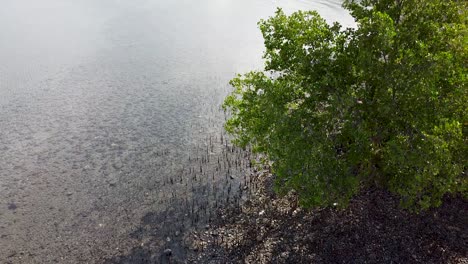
[0,0,353,262]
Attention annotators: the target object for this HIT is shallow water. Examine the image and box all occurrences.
[0,0,353,262]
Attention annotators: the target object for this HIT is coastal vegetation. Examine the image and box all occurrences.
[223,0,467,210]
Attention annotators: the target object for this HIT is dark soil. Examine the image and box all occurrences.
[187,171,468,264]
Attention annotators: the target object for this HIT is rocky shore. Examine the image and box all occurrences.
[185,170,467,263]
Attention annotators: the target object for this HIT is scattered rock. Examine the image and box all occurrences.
[163,248,172,256]
[256,235,262,242]
[188,169,468,264]
[292,208,301,216]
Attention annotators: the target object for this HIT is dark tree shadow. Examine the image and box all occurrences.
[103,178,242,264]
[103,195,193,264]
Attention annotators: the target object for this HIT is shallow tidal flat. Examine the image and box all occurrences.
[0,0,353,262]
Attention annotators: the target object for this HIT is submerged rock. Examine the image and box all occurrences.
[7,203,17,210]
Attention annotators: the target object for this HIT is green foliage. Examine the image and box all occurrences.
[223,0,467,210]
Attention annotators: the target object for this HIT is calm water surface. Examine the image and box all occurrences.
[0,0,353,262]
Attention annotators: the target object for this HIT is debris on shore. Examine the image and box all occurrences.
[187,170,468,263]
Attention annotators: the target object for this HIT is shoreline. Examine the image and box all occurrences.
[187,170,467,263]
